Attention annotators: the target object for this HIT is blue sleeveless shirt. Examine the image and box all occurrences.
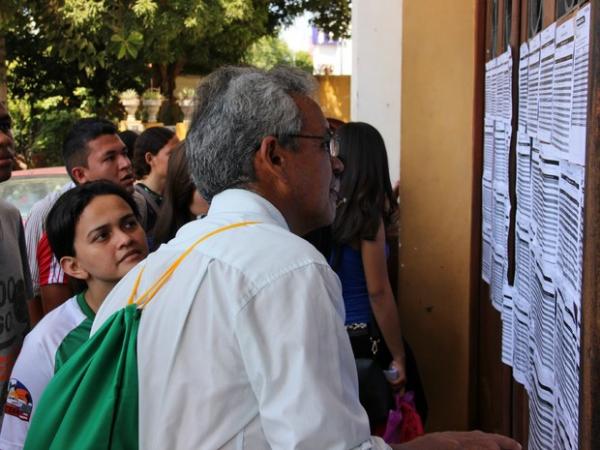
[331,243,391,325]
[331,245,371,325]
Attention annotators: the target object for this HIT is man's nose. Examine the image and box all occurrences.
[119,153,132,170]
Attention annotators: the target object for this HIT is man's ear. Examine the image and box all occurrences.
[253,136,288,182]
[70,166,89,184]
[60,256,90,282]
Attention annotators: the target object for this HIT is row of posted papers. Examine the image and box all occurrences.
[481,4,590,450]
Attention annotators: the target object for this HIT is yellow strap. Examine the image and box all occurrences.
[126,268,145,305]
[128,221,259,310]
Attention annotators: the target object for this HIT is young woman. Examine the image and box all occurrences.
[331,122,426,431]
[153,145,208,248]
[132,127,180,235]
[0,181,148,448]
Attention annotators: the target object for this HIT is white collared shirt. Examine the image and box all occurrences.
[93,189,391,450]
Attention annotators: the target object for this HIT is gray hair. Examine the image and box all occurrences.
[185,65,318,200]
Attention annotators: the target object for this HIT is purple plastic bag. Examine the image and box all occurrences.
[382,391,425,444]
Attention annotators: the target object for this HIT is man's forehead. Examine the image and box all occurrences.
[292,95,327,130]
[88,134,126,153]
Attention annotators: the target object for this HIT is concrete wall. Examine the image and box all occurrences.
[351,0,403,184]
[399,0,477,430]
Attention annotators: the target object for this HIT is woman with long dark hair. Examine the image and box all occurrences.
[153,144,208,248]
[331,122,427,431]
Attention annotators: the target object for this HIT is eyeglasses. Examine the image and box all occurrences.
[287,131,339,158]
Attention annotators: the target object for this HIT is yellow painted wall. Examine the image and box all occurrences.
[315,75,351,122]
[399,0,476,430]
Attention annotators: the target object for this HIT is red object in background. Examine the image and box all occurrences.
[382,391,425,444]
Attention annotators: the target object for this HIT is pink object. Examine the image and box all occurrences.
[382,391,425,444]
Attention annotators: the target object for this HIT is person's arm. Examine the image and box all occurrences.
[390,431,521,450]
[39,284,72,314]
[361,219,406,388]
[17,217,38,326]
[37,236,72,314]
[24,206,44,319]
[235,263,375,450]
[0,332,54,450]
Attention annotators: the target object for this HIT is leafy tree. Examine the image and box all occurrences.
[245,36,313,73]
[7,0,350,102]
[1,0,348,165]
[293,51,314,73]
[0,0,22,102]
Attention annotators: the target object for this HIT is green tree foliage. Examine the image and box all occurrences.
[2,0,349,165]
[7,0,349,100]
[293,51,314,73]
[244,36,313,73]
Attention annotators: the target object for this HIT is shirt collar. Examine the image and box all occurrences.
[208,189,289,231]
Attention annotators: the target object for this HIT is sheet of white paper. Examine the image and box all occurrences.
[527,34,541,138]
[492,187,510,251]
[554,281,581,450]
[518,42,529,133]
[483,118,495,179]
[516,133,533,220]
[530,140,542,241]
[557,161,585,294]
[530,253,556,377]
[491,244,506,311]
[493,121,510,191]
[481,168,493,284]
[482,223,492,284]
[498,48,513,124]
[538,24,556,142]
[537,142,561,265]
[528,356,556,450]
[485,59,496,118]
[512,293,531,388]
[551,18,575,156]
[569,3,591,165]
[501,284,515,366]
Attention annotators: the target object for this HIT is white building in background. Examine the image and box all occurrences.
[350,0,402,183]
[280,14,352,76]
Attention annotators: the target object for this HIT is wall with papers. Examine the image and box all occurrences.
[481,3,591,449]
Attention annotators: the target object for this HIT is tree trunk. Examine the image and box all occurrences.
[157,59,185,124]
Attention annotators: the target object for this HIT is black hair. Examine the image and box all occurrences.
[153,144,199,247]
[62,118,118,182]
[331,122,398,245]
[118,130,139,160]
[45,180,140,262]
[132,127,175,179]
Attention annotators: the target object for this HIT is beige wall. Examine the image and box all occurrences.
[399,0,477,430]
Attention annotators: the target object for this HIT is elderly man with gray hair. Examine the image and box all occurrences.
[92,66,520,450]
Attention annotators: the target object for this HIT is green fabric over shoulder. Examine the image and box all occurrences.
[24,304,141,450]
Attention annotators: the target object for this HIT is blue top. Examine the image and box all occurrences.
[331,243,391,325]
[331,244,372,325]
